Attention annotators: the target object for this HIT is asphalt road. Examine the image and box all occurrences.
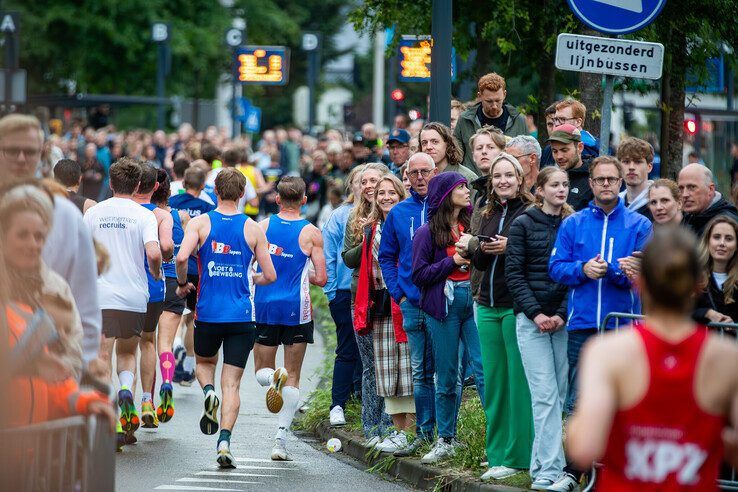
[115,330,410,491]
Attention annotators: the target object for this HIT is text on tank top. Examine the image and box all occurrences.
[599,323,725,491]
[254,215,312,326]
[196,211,255,323]
[163,209,184,279]
[141,203,165,302]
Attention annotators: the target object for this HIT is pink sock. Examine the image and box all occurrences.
[160,352,175,383]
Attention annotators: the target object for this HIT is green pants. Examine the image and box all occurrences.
[476,304,534,469]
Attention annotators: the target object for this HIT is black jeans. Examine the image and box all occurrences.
[330,290,362,409]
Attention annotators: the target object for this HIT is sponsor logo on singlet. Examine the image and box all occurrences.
[267,243,294,258]
[211,241,242,256]
[625,437,707,485]
[207,260,244,278]
[99,216,136,229]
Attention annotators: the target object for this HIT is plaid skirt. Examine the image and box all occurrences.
[372,314,413,398]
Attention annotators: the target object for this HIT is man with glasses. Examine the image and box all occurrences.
[379,152,439,456]
[554,98,599,161]
[455,72,528,172]
[386,128,411,176]
[0,114,101,370]
[547,155,652,491]
[548,124,593,211]
[506,135,541,191]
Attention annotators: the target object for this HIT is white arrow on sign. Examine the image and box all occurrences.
[302,33,318,51]
[593,0,643,13]
[152,23,168,42]
[226,28,242,47]
[0,14,16,33]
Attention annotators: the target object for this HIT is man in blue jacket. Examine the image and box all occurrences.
[379,152,438,453]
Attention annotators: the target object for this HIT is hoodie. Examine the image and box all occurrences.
[411,172,469,320]
[682,192,738,237]
[378,188,428,307]
[566,157,594,212]
[548,198,653,330]
[540,130,600,168]
[619,181,654,221]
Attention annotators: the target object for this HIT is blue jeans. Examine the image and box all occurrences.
[565,328,597,415]
[400,300,436,441]
[424,283,485,439]
[329,290,362,410]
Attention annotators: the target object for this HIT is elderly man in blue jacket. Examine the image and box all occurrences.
[378,152,438,453]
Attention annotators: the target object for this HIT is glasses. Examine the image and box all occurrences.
[407,169,433,179]
[1,147,41,160]
[591,176,621,186]
[510,152,533,159]
[552,117,577,125]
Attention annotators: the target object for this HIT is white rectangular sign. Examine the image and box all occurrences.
[555,33,664,80]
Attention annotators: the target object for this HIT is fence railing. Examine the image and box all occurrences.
[0,415,115,491]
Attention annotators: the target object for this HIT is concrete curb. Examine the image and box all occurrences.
[313,421,525,492]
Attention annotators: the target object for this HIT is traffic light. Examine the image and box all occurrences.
[684,118,698,135]
[391,88,405,102]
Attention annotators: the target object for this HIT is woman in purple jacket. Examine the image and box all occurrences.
[411,172,485,464]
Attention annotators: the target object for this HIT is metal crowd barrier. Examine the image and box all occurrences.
[580,312,738,491]
[0,415,115,491]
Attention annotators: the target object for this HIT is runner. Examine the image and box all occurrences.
[170,166,215,385]
[132,162,174,429]
[252,176,327,461]
[153,169,190,423]
[566,226,738,490]
[175,167,276,468]
[83,157,162,446]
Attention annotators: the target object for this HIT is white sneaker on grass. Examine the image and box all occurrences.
[376,431,408,453]
[548,472,580,491]
[481,465,519,481]
[420,437,456,464]
[329,406,346,426]
[530,476,555,490]
[365,435,382,448]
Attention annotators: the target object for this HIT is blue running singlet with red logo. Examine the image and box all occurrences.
[169,192,215,275]
[162,209,183,279]
[196,211,255,323]
[141,203,165,302]
[255,215,312,326]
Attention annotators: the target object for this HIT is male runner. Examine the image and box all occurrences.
[170,166,214,384]
[176,167,276,468]
[84,157,162,445]
[132,162,174,428]
[253,176,327,461]
[153,171,190,423]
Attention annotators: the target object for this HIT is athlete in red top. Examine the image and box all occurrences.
[566,226,738,491]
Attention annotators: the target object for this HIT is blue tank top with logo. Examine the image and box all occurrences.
[141,203,165,302]
[255,215,312,326]
[162,209,183,279]
[196,211,254,323]
[169,192,215,275]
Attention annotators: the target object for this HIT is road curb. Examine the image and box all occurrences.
[313,421,525,491]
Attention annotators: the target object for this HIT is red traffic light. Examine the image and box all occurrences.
[684,119,697,135]
[391,89,405,102]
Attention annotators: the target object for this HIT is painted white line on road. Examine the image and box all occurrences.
[155,486,241,491]
[203,465,298,471]
[233,457,305,464]
[178,478,262,485]
[196,471,278,478]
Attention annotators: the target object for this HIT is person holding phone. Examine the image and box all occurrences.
[470,153,534,481]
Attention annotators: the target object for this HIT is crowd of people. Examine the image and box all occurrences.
[2,69,738,492]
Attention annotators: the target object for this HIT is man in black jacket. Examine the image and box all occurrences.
[548,124,593,211]
[679,163,738,236]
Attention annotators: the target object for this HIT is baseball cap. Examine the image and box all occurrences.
[387,128,411,145]
[547,124,581,144]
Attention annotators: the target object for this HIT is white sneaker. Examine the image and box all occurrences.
[530,477,555,490]
[480,466,520,481]
[420,438,456,464]
[216,441,236,469]
[376,431,409,453]
[329,406,346,426]
[548,472,580,492]
[271,437,293,461]
[365,435,381,448]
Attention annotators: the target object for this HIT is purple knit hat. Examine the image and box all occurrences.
[425,172,469,220]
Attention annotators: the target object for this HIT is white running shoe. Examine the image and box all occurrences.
[216,441,236,469]
[329,406,346,426]
[199,390,220,435]
[420,438,456,464]
[266,367,289,413]
[365,435,381,448]
[271,437,293,461]
[548,472,580,491]
[530,476,555,490]
[481,466,520,481]
[376,431,409,453]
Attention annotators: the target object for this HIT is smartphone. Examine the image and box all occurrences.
[477,235,496,242]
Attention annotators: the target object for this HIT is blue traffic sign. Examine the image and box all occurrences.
[566,0,667,35]
[238,99,261,132]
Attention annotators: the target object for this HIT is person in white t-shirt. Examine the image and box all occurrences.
[84,157,162,446]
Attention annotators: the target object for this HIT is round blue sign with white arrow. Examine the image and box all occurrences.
[566,0,667,35]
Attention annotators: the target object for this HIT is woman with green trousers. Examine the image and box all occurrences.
[470,153,534,481]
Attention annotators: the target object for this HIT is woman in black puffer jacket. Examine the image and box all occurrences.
[504,166,572,489]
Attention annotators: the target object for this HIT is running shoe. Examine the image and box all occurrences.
[118,389,139,434]
[174,345,185,371]
[157,382,175,423]
[271,437,292,461]
[217,440,236,468]
[266,367,288,413]
[180,369,195,387]
[200,389,220,435]
[116,421,125,452]
[141,400,158,428]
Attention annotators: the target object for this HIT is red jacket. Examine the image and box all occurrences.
[353,223,407,343]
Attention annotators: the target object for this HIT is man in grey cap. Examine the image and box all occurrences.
[387,128,411,176]
[548,124,593,211]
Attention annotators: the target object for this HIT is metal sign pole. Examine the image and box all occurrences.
[156,43,166,129]
[599,74,614,155]
[428,0,452,125]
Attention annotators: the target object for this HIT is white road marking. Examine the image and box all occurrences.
[178,478,262,485]
[196,471,279,478]
[155,486,241,491]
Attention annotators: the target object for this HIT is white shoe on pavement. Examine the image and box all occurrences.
[271,437,293,461]
[329,406,346,426]
[420,437,456,464]
[481,466,520,481]
[217,441,236,469]
[376,431,409,453]
[547,472,580,491]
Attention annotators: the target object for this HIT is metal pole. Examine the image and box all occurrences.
[386,55,397,128]
[307,50,316,132]
[429,0,452,125]
[156,42,165,129]
[4,26,17,113]
[599,74,615,156]
[372,30,385,129]
[232,56,238,139]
